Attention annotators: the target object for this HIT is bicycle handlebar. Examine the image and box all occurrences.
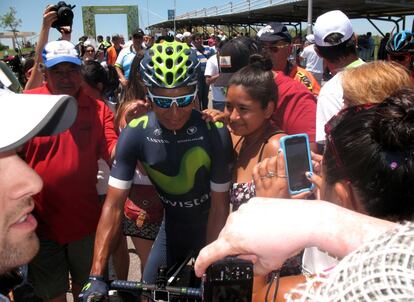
[110,280,202,298]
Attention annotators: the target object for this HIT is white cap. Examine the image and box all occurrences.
[42,40,81,68]
[306,34,315,44]
[183,32,191,38]
[176,33,183,41]
[314,10,353,47]
[0,90,77,152]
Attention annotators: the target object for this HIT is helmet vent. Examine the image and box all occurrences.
[157,45,163,53]
[166,46,174,55]
[156,68,162,75]
[184,49,191,55]
[177,56,183,64]
[166,72,174,85]
[177,67,183,77]
[188,68,194,75]
[177,45,183,52]
[166,58,173,69]
[149,50,155,56]
[149,61,154,67]
[185,60,192,66]
[156,57,163,64]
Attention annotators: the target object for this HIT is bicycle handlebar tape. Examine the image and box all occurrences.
[110,280,201,298]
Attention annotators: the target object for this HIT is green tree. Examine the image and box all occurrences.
[0,7,22,50]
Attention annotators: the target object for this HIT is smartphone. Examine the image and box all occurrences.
[279,134,314,195]
[202,257,253,302]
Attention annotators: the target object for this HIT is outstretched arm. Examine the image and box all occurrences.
[195,198,396,276]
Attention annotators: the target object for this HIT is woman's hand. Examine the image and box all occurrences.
[201,108,228,123]
[253,149,290,199]
[124,99,150,125]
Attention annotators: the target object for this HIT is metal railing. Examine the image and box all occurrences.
[176,0,300,20]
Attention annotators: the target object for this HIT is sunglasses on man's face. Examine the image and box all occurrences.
[261,43,290,53]
[148,89,197,109]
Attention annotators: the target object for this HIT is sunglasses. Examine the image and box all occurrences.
[324,104,376,168]
[148,89,197,108]
[261,43,290,53]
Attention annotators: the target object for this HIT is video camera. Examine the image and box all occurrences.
[51,1,76,31]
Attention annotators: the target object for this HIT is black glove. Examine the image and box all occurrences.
[79,275,108,302]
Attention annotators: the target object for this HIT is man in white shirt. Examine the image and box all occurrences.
[300,34,324,84]
[204,53,226,111]
[313,10,364,146]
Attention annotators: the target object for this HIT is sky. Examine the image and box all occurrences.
[0,0,413,47]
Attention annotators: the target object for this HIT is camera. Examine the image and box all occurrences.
[202,257,253,302]
[51,1,76,30]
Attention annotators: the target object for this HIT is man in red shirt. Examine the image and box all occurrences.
[256,22,321,96]
[23,40,118,301]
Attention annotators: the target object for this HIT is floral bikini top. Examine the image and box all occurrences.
[230,130,284,211]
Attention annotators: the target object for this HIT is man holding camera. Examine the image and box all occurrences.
[23,37,118,301]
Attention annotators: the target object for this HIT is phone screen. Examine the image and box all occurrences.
[284,136,312,192]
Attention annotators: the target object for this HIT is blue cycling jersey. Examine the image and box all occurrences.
[109,110,233,278]
[109,110,233,218]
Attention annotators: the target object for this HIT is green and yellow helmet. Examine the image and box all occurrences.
[140,41,200,88]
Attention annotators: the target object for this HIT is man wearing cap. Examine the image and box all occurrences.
[23,40,118,301]
[313,10,364,146]
[257,22,320,96]
[215,37,318,149]
[0,88,77,301]
[300,34,324,84]
[115,28,145,87]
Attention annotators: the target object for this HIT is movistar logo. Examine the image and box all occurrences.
[143,147,211,195]
[129,116,149,129]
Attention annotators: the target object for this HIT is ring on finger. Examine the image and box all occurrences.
[260,171,276,179]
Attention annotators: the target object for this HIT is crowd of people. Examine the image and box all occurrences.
[1,4,414,302]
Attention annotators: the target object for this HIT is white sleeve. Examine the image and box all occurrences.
[204,55,218,77]
[115,48,127,68]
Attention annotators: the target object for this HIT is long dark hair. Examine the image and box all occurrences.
[115,52,148,130]
[228,54,277,109]
[122,51,147,102]
[324,87,414,221]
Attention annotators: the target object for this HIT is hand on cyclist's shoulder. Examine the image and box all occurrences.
[79,275,108,302]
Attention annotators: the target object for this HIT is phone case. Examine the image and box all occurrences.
[279,133,315,195]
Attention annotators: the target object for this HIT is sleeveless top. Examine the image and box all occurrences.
[230,130,284,211]
[229,130,303,277]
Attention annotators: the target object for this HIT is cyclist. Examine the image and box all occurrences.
[386,30,414,77]
[80,41,233,300]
